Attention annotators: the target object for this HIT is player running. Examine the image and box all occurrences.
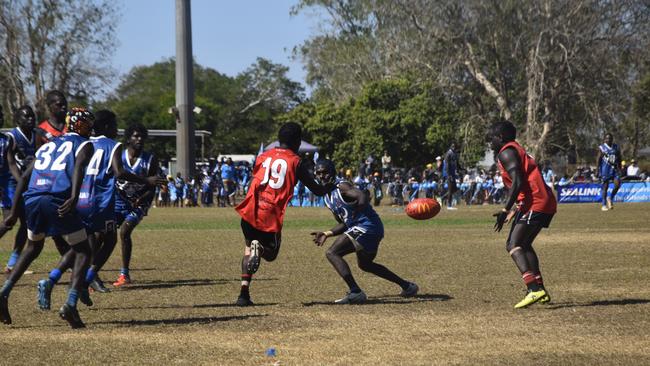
[0,108,95,328]
[0,105,29,273]
[112,124,159,287]
[311,159,418,304]
[36,111,166,308]
[490,120,557,309]
[234,122,335,306]
[595,133,622,211]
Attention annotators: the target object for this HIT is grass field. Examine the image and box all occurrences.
[0,203,649,365]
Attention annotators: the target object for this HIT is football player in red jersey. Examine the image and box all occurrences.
[234,122,335,306]
[490,120,557,309]
[35,90,68,147]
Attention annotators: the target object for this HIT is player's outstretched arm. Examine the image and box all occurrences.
[111,145,166,186]
[58,143,94,217]
[297,162,335,196]
[494,147,523,232]
[311,222,346,246]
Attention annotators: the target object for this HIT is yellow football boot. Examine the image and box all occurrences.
[514,289,547,309]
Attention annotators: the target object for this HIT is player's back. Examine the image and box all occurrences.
[24,133,90,200]
[77,136,121,215]
[236,148,301,232]
[116,149,152,206]
[7,127,36,176]
[0,133,12,179]
[498,141,556,214]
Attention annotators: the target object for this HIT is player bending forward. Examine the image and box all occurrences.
[235,122,335,306]
[491,120,557,309]
[311,159,418,304]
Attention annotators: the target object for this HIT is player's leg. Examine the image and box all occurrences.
[58,230,92,329]
[601,179,610,210]
[0,237,45,325]
[506,219,546,308]
[237,220,280,306]
[37,248,75,310]
[325,235,366,304]
[609,177,621,209]
[88,230,116,293]
[355,249,417,297]
[2,208,17,272]
[114,220,136,286]
[52,235,71,256]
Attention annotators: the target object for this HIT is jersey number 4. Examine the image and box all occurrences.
[34,141,73,171]
[260,157,288,189]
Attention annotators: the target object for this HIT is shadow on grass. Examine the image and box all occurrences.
[302,293,453,307]
[91,314,267,327]
[114,277,277,291]
[90,302,279,311]
[546,298,650,309]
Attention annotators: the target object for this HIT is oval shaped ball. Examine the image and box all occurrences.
[405,198,441,220]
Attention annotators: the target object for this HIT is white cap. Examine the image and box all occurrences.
[435,156,442,161]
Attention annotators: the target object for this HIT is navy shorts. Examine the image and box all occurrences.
[0,179,15,209]
[344,226,383,253]
[25,195,87,244]
[115,206,146,227]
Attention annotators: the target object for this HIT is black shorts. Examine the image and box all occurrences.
[240,219,282,257]
[506,210,554,245]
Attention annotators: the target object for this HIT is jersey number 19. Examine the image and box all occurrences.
[260,157,287,189]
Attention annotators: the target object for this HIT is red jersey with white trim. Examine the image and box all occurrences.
[236,148,301,233]
[497,141,557,214]
[36,120,67,144]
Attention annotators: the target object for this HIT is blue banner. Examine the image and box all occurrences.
[558,182,650,203]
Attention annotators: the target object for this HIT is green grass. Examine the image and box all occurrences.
[1,203,649,365]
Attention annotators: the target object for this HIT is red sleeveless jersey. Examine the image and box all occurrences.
[497,141,557,214]
[236,148,301,233]
[37,120,67,144]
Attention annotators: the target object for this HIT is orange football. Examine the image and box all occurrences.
[405,198,441,220]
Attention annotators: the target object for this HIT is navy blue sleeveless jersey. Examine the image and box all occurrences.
[115,149,153,209]
[324,181,384,237]
[24,133,91,201]
[0,133,11,179]
[7,127,36,175]
[598,143,620,179]
[77,136,122,220]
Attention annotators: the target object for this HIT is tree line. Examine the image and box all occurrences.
[1,0,648,169]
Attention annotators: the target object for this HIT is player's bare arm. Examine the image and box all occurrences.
[133,155,159,207]
[311,222,346,246]
[595,149,602,178]
[338,181,368,212]
[297,162,335,196]
[494,147,523,232]
[58,143,94,217]
[2,163,33,229]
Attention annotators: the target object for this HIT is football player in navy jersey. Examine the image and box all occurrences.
[112,124,159,287]
[311,159,418,304]
[595,133,622,211]
[1,105,36,273]
[35,111,166,307]
[0,108,95,328]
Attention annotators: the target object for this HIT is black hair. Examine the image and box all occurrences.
[124,123,148,140]
[45,90,66,105]
[94,110,116,134]
[14,105,34,121]
[278,122,302,147]
[491,120,516,141]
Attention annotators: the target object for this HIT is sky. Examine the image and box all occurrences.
[113,0,320,90]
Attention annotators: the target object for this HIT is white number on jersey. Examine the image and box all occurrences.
[86,148,105,176]
[260,157,288,189]
[34,141,73,171]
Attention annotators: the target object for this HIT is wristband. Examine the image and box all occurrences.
[323,231,334,237]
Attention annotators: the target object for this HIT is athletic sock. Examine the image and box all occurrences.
[85,268,97,285]
[120,268,129,276]
[48,268,63,286]
[522,271,540,291]
[534,272,544,289]
[7,250,20,268]
[240,274,251,298]
[0,280,15,297]
[66,288,79,308]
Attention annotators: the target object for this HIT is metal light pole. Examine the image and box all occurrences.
[175,0,195,177]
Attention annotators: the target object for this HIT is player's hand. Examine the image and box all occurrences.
[504,209,516,224]
[146,176,168,186]
[310,231,328,246]
[2,213,17,230]
[493,209,508,232]
[58,198,78,217]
